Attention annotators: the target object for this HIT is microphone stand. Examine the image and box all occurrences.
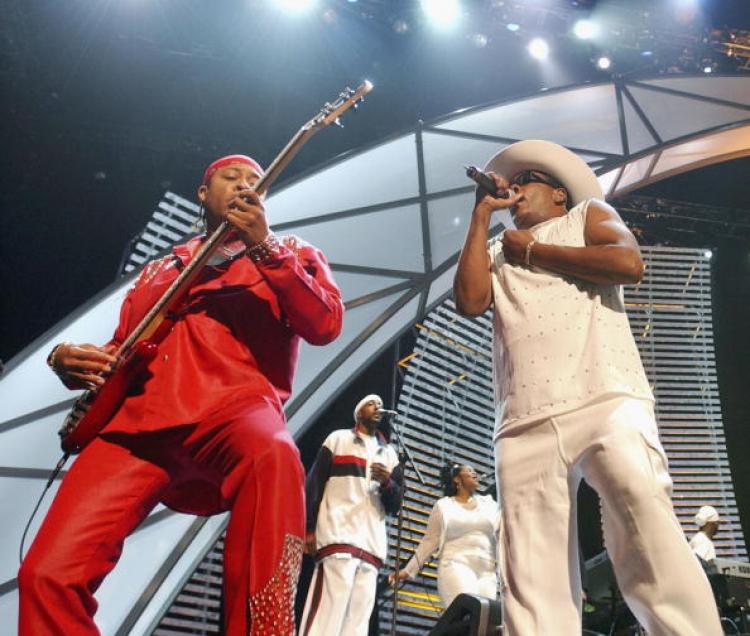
[386,412,425,636]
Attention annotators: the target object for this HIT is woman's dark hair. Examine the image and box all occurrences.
[440,462,464,497]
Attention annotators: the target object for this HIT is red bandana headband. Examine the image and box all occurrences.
[202,154,264,185]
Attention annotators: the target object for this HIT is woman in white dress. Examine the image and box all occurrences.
[390,463,500,607]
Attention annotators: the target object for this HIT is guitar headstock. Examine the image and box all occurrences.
[307,80,374,131]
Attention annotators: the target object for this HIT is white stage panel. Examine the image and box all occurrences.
[436,84,624,155]
[291,290,409,395]
[641,76,750,107]
[279,203,425,272]
[267,135,420,225]
[421,133,511,194]
[629,85,750,143]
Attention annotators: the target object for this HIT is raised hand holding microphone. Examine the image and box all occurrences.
[465,165,509,199]
[470,169,522,216]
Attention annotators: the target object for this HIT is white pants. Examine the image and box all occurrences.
[438,554,498,607]
[299,554,378,636]
[495,397,722,636]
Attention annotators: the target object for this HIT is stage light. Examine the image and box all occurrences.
[641,50,653,57]
[274,0,316,14]
[506,23,520,32]
[573,19,597,40]
[703,65,713,73]
[471,33,488,48]
[420,0,461,28]
[704,249,713,259]
[393,18,409,34]
[528,38,549,61]
[596,56,612,70]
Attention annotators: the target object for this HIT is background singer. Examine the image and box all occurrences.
[390,462,500,607]
[300,394,403,636]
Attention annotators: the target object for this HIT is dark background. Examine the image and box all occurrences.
[1,0,749,566]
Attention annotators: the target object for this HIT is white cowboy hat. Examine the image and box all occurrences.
[484,139,603,206]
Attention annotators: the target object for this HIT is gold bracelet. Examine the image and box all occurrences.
[524,239,537,266]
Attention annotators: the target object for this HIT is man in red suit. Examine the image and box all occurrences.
[18,155,344,635]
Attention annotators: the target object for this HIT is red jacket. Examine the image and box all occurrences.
[103,234,343,436]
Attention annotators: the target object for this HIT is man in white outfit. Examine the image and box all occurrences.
[453,139,722,635]
[299,394,403,636]
[689,505,721,563]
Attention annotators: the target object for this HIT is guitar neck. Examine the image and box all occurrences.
[116,79,373,354]
[118,124,316,354]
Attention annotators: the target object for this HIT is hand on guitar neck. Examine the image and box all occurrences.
[49,343,118,391]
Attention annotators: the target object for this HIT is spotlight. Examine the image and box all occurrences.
[703,65,713,73]
[275,0,316,14]
[392,18,409,34]
[470,33,488,48]
[573,19,597,40]
[704,249,713,259]
[506,23,520,32]
[596,56,612,70]
[527,38,549,61]
[420,0,461,28]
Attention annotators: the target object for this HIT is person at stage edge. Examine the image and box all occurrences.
[18,154,344,636]
[299,394,403,636]
[689,505,721,563]
[453,139,722,636]
[390,462,500,607]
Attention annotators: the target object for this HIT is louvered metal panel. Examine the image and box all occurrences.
[381,246,746,634]
[121,192,201,275]
[380,306,497,634]
[634,247,745,558]
[151,536,224,635]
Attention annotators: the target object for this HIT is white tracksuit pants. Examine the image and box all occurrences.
[495,396,722,636]
[299,554,378,636]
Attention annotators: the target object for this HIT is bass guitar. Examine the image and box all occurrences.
[57,81,373,455]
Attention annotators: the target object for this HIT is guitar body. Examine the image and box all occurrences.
[59,340,159,454]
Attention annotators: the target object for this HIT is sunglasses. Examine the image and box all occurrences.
[510,169,565,190]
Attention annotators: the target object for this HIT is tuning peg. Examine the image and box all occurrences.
[333,117,344,128]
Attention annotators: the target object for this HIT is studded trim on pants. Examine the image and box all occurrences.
[248,533,304,635]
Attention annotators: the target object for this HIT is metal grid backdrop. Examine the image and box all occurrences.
[1,74,749,634]
[382,247,746,634]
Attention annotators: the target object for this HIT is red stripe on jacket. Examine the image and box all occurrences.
[331,455,366,467]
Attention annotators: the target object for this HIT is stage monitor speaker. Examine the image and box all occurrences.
[428,593,502,636]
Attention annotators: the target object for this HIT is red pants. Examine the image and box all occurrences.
[18,399,305,636]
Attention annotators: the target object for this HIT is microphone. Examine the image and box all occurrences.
[465,165,510,199]
[377,409,398,416]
